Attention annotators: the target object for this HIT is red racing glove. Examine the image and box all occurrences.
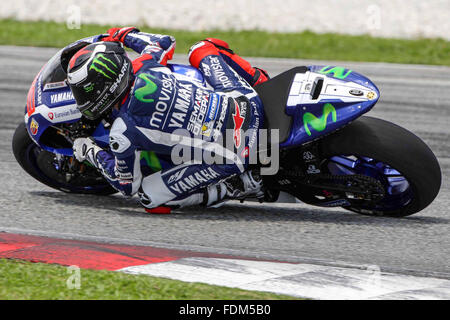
[103,27,139,43]
[204,38,234,54]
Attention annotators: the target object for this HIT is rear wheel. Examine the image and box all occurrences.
[318,116,441,217]
[12,122,117,195]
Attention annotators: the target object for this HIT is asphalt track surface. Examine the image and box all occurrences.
[0,46,449,278]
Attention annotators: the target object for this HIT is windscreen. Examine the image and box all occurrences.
[40,49,67,87]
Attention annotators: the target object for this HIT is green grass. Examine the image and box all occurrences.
[0,19,449,65]
[0,259,298,300]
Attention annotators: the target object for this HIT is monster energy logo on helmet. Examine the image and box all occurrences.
[84,83,94,93]
[89,54,118,79]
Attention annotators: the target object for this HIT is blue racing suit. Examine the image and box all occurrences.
[93,31,264,208]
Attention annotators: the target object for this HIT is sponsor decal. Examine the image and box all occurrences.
[200,94,220,137]
[116,168,133,181]
[115,161,134,185]
[232,100,245,148]
[135,73,158,103]
[206,94,220,122]
[247,124,258,149]
[142,73,176,129]
[201,123,213,137]
[115,164,133,179]
[167,167,189,184]
[303,103,337,136]
[238,99,248,114]
[109,61,129,93]
[169,167,220,194]
[212,98,229,141]
[90,92,111,114]
[246,101,259,150]
[367,91,376,100]
[187,89,209,135]
[43,81,67,91]
[50,92,74,104]
[168,82,192,128]
[48,106,81,121]
[319,66,352,79]
[30,118,39,135]
[116,159,127,166]
[208,56,232,88]
[320,199,351,207]
[84,83,94,93]
[37,76,42,105]
[251,100,259,116]
[118,179,133,186]
[201,62,211,76]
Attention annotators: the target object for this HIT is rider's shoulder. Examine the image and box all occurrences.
[125,74,158,118]
[131,53,163,74]
[132,66,165,88]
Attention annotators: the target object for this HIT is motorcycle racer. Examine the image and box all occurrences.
[65,27,269,211]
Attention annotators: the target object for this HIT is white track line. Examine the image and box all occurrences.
[120,257,450,300]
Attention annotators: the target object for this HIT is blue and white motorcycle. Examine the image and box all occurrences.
[12,36,442,217]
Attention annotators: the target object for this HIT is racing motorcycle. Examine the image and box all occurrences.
[12,36,442,217]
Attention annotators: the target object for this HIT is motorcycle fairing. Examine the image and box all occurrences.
[281,65,380,147]
[24,35,103,149]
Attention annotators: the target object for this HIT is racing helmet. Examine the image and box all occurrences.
[64,42,133,120]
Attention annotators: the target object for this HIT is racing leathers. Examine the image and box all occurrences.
[82,30,265,209]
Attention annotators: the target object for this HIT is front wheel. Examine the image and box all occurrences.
[318,116,441,217]
[12,122,117,195]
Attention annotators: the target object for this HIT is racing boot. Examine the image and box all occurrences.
[203,169,264,207]
[141,183,229,212]
[227,169,264,199]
